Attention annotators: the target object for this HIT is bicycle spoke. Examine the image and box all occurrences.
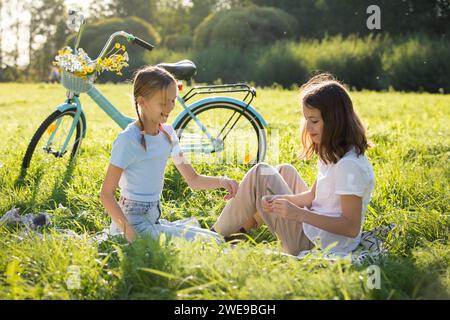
[177,105,262,165]
[220,110,246,142]
[216,110,238,141]
[26,112,81,190]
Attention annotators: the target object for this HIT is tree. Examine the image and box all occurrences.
[154,0,191,38]
[88,0,116,21]
[0,0,22,80]
[26,0,68,81]
[141,0,253,43]
[10,0,22,68]
[214,0,252,10]
[194,6,298,50]
[26,1,40,80]
[248,0,320,37]
[109,0,158,23]
[250,0,450,37]
[189,0,218,28]
[379,0,450,35]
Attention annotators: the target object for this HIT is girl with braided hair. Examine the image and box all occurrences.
[100,65,237,243]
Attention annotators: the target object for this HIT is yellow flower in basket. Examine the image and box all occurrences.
[54,42,129,80]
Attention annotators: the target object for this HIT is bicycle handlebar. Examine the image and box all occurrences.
[132,36,154,51]
[68,9,154,65]
[93,31,154,62]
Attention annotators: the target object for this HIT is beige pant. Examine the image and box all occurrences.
[213,163,314,255]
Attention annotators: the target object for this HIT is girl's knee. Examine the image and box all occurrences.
[277,163,300,178]
[250,162,277,177]
[277,163,295,173]
[251,162,269,171]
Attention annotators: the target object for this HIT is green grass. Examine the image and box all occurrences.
[0,83,449,299]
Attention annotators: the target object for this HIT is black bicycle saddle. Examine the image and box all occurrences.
[157,60,197,81]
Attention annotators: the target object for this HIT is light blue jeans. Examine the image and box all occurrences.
[110,196,223,243]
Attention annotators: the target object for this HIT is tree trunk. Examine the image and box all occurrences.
[27,5,35,80]
[15,0,21,68]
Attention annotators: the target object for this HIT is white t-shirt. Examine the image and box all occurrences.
[302,148,375,255]
[109,122,182,202]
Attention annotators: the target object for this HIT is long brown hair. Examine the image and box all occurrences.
[299,73,369,164]
[133,65,177,151]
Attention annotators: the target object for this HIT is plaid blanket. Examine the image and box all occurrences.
[296,224,397,266]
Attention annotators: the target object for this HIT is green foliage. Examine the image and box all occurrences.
[0,231,117,299]
[250,35,386,89]
[117,235,178,299]
[142,48,191,67]
[294,35,386,90]
[108,0,158,22]
[159,34,449,92]
[382,35,450,93]
[66,16,161,83]
[163,34,193,52]
[188,0,220,29]
[0,65,23,82]
[191,46,258,83]
[25,0,69,81]
[251,0,449,37]
[193,6,298,50]
[254,41,309,87]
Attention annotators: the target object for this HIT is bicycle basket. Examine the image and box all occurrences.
[61,70,94,93]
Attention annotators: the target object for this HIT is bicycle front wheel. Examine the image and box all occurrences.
[22,107,85,172]
[174,101,266,165]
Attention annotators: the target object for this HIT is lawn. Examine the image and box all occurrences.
[0,83,449,299]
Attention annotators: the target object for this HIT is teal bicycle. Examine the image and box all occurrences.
[21,11,268,173]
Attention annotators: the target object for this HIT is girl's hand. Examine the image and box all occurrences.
[220,177,239,200]
[271,198,302,221]
[261,195,284,212]
[124,225,136,243]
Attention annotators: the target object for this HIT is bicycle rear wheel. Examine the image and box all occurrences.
[22,107,85,172]
[174,101,266,165]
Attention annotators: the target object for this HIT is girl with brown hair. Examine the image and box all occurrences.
[212,73,375,256]
[100,65,238,243]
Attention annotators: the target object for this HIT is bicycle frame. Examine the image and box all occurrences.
[46,96,85,156]
[48,82,267,157]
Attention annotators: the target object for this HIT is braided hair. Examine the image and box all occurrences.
[132,65,176,151]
